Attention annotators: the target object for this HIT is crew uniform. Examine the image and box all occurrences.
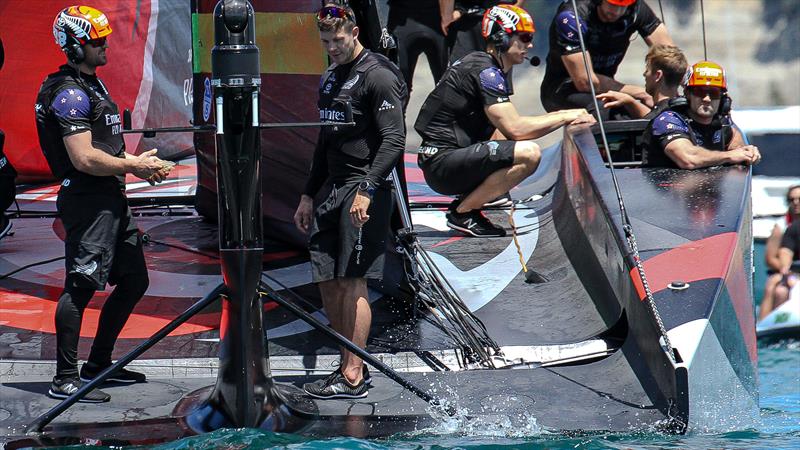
[540,0,662,112]
[414,51,515,196]
[35,65,148,381]
[305,49,407,283]
[387,0,447,93]
[642,103,736,168]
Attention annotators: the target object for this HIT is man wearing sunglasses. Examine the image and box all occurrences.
[293,4,407,400]
[643,60,760,169]
[541,0,673,117]
[415,5,592,237]
[35,6,171,403]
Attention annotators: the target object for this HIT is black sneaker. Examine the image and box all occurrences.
[305,366,372,389]
[304,371,368,399]
[0,215,11,241]
[446,209,506,237]
[48,377,110,403]
[483,192,512,208]
[80,363,147,384]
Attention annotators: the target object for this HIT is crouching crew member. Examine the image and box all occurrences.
[643,60,761,169]
[36,5,171,402]
[293,4,407,399]
[415,4,592,237]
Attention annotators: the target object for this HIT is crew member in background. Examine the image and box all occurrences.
[540,0,673,117]
[388,0,447,94]
[760,185,800,320]
[597,44,687,119]
[415,5,593,238]
[36,5,171,402]
[643,60,760,169]
[0,36,15,241]
[440,0,525,63]
[293,4,407,399]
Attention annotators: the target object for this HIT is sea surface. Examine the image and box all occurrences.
[60,243,800,450]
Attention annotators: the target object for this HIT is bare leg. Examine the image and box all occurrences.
[338,277,371,385]
[457,141,541,213]
[319,279,345,357]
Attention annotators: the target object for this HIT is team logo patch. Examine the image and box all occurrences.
[479,67,507,94]
[342,74,360,90]
[653,111,689,136]
[378,100,395,111]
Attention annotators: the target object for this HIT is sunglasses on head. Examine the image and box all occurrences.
[317,5,354,22]
[86,37,107,48]
[689,87,722,99]
[516,33,533,44]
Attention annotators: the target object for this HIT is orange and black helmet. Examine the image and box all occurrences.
[684,60,727,90]
[52,6,112,51]
[482,5,535,42]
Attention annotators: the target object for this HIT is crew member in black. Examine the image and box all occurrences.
[643,60,760,169]
[440,0,523,63]
[415,5,592,237]
[293,4,407,400]
[540,0,673,114]
[36,6,170,402]
[388,0,447,94]
[597,44,687,119]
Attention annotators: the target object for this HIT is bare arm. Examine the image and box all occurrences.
[663,137,757,170]
[596,91,651,118]
[643,24,673,46]
[439,0,459,35]
[765,225,784,272]
[64,131,164,179]
[485,102,591,141]
[562,53,652,105]
[778,247,795,275]
[727,126,746,149]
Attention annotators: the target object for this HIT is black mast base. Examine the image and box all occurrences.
[177,383,318,434]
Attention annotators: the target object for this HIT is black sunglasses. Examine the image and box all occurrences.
[317,6,355,22]
[86,37,107,48]
[689,87,723,100]
[516,33,533,44]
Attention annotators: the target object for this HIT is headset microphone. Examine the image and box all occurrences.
[525,55,541,66]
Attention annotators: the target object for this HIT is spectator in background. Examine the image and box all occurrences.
[760,185,800,320]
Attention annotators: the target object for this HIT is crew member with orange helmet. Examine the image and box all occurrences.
[415,5,593,237]
[541,0,673,116]
[35,6,170,402]
[643,60,761,169]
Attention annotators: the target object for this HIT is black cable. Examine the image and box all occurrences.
[700,0,707,60]
[0,256,65,280]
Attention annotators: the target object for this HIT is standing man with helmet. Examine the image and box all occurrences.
[36,5,171,402]
[293,3,407,399]
[540,0,673,115]
[415,5,593,237]
[643,60,761,169]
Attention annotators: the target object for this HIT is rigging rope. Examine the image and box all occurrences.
[700,0,708,60]
[568,0,676,363]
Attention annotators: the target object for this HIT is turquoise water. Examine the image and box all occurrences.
[83,340,792,450]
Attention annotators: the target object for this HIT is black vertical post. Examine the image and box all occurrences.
[185,0,315,431]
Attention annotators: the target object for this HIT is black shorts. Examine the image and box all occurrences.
[309,183,394,283]
[57,191,146,290]
[417,140,516,196]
